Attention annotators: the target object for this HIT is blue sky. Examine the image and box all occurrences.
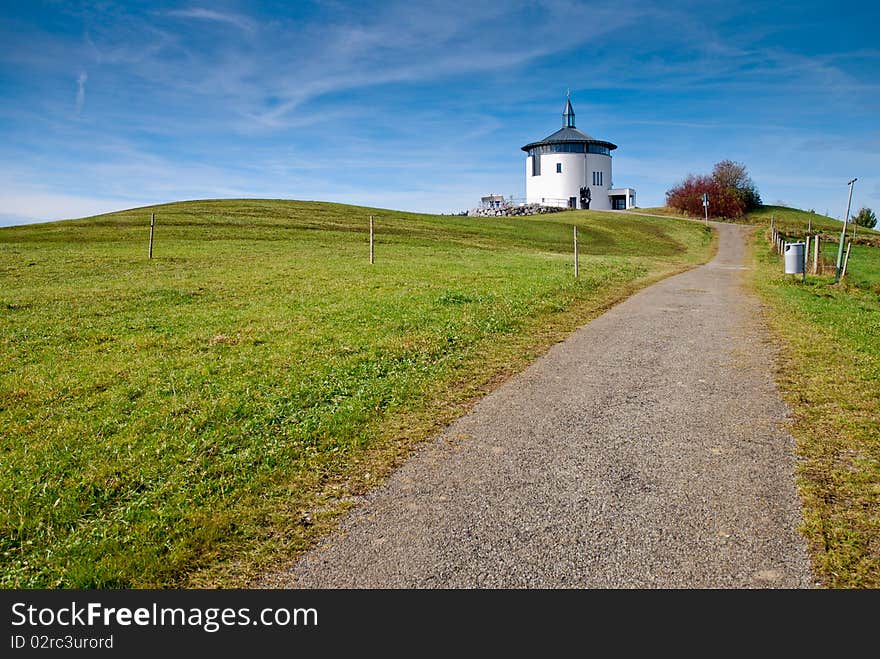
[1,0,878,226]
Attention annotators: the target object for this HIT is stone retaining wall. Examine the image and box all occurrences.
[467,204,565,218]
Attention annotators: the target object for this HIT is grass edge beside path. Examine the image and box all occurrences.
[227,235,720,588]
[748,229,880,588]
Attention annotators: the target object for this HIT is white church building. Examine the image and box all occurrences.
[522,98,635,211]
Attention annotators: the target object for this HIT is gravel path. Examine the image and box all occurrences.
[261,223,815,588]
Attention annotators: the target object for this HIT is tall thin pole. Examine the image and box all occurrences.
[835,178,857,282]
[841,241,852,280]
[573,225,579,278]
[149,212,155,259]
[369,215,374,264]
[804,235,810,277]
[806,215,811,279]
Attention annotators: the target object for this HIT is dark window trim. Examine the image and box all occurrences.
[528,143,610,157]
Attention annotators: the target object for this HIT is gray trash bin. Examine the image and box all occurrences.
[784,242,805,274]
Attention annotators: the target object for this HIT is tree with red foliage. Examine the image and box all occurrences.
[712,160,761,211]
[666,160,761,218]
[665,174,745,218]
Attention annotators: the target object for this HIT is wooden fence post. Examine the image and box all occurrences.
[804,235,810,272]
[813,236,820,274]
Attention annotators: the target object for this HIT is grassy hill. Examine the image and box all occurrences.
[0,199,714,587]
[743,205,844,233]
[641,204,880,240]
[751,227,880,587]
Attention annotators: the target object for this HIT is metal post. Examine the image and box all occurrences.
[149,212,155,259]
[369,215,374,264]
[841,241,852,280]
[835,178,857,282]
[574,225,579,278]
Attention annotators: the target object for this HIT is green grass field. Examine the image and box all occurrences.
[751,224,880,587]
[0,199,714,588]
[817,240,880,292]
[743,205,847,233]
[643,204,880,239]
[631,207,692,219]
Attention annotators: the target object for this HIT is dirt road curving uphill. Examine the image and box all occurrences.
[260,223,814,588]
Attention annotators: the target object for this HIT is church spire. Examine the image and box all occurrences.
[563,92,575,128]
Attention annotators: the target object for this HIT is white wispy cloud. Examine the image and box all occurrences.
[131,0,649,129]
[75,71,87,115]
[165,7,257,32]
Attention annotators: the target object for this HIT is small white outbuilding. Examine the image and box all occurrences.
[522,97,635,211]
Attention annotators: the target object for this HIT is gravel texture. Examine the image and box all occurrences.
[260,223,815,588]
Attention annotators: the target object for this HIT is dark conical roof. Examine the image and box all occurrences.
[521,97,617,152]
[521,126,617,152]
[563,98,575,127]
